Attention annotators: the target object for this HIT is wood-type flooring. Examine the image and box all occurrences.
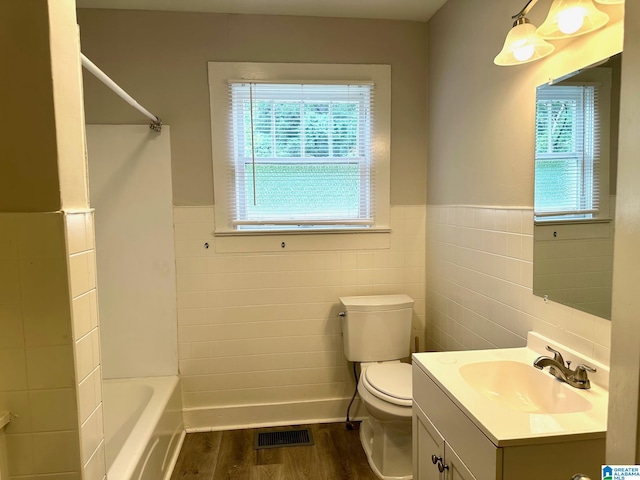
[170,422,379,480]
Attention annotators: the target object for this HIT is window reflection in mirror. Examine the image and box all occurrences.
[533,53,621,320]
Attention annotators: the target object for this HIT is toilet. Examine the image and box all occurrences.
[339,294,414,480]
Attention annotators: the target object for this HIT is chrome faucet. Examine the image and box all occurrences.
[533,345,596,389]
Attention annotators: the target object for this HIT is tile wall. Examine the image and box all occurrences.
[66,211,105,480]
[0,212,105,480]
[174,205,426,429]
[0,213,81,479]
[425,205,611,365]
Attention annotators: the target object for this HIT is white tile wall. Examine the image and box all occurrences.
[425,206,611,365]
[66,211,106,480]
[0,213,84,479]
[174,205,426,424]
[26,346,75,390]
[32,431,81,473]
[29,389,78,432]
[83,443,106,480]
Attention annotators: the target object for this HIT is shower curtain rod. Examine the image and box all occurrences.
[80,53,162,132]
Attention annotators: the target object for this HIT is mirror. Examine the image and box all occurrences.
[533,53,622,320]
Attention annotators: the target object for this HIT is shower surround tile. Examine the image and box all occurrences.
[65,211,105,480]
[0,212,93,480]
[174,205,426,430]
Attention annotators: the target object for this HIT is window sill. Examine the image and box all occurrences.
[213,228,391,253]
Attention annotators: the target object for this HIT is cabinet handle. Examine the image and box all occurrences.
[431,455,449,473]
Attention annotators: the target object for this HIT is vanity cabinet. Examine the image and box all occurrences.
[414,404,476,480]
[412,362,605,480]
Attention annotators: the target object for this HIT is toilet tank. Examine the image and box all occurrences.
[339,294,414,362]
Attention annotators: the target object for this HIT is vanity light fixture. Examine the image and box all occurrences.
[594,0,624,4]
[494,0,555,66]
[494,0,610,66]
[537,0,609,39]
[494,17,555,66]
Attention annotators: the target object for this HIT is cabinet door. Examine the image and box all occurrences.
[443,443,477,480]
[413,405,445,480]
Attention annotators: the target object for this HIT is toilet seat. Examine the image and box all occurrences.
[362,363,412,407]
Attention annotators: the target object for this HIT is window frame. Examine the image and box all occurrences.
[208,62,391,238]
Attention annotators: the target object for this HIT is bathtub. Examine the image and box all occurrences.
[103,376,185,480]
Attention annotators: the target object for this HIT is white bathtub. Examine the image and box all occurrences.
[103,376,185,480]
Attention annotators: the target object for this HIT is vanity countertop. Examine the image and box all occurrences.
[412,332,609,447]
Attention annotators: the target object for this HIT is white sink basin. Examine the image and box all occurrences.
[412,332,609,446]
[459,360,592,414]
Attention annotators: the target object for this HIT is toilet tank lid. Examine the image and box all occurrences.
[339,294,414,311]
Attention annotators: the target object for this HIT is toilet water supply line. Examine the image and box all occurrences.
[345,362,359,430]
[339,309,360,429]
[80,54,163,132]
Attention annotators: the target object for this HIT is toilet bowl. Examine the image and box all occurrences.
[339,294,415,480]
[358,362,413,480]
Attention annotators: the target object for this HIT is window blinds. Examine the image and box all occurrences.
[227,82,375,228]
[534,84,600,219]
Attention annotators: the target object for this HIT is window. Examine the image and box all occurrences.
[534,74,610,222]
[230,83,373,229]
[209,63,390,237]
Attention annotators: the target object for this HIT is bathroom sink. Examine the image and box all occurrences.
[413,332,608,446]
[459,360,592,414]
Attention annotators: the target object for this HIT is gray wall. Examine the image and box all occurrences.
[427,0,623,207]
[78,9,428,207]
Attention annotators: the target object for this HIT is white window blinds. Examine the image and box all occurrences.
[534,84,600,220]
[227,82,375,229]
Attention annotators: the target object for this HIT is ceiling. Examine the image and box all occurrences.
[75,0,449,22]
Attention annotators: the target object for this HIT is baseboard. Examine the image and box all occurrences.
[183,397,366,432]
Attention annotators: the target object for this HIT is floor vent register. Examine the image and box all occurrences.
[254,427,315,449]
